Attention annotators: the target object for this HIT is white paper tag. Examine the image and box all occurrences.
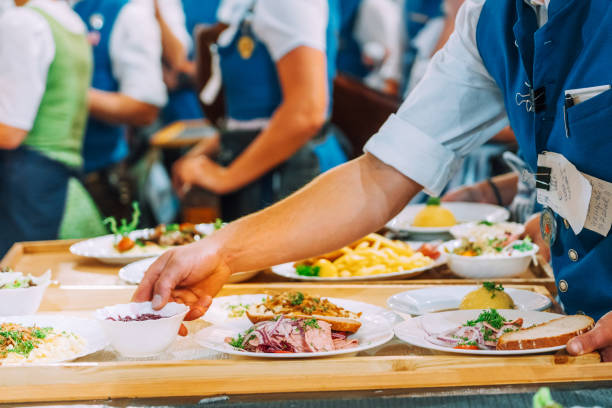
[536,152,592,234]
[200,45,222,105]
[582,174,612,236]
[566,84,611,105]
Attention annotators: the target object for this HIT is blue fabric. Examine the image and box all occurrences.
[404,0,443,40]
[0,147,72,256]
[477,0,612,320]
[313,132,347,173]
[74,0,129,173]
[160,0,222,124]
[336,0,369,79]
[218,0,340,121]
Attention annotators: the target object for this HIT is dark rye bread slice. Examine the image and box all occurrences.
[496,315,594,351]
[246,305,362,333]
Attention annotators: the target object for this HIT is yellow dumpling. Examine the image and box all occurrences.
[314,259,339,277]
[413,197,457,227]
[460,286,515,310]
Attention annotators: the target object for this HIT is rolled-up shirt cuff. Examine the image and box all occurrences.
[363,113,460,196]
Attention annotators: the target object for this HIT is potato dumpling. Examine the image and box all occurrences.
[314,259,339,277]
[460,285,515,310]
[413,197,456,227]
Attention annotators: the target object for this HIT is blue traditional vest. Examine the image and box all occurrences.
[477,0,612,320]
[74,0,129,173]
[336,0,369,79]
[217,0,340,121]
[404,0,444,40]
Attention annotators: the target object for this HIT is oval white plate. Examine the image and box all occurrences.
[196,296,398,358]
[70,224,216,265]
[119,257,260,285]
[387,286,552,316]
[269,253,446,282]
[0,315,108,364]
[394,309,567,355]
[386,202,509,236]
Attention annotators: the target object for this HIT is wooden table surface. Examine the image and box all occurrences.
[0,239,609,404]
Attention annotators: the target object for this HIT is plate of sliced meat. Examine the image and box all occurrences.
[195,292,397,358]
[394,309,594,355]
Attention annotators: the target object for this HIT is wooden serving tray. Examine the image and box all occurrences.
[1,240,557,294]
[1,283,609,403]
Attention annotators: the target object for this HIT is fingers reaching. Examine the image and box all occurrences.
[132,253,170,302]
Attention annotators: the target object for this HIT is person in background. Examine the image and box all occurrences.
[337,0,403,95]
[0,0,106,256]
[73,0,167,219]
[173,0,348,221]
[136,0,612,361]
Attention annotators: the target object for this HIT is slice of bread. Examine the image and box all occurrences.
[246,305,362,333]
[497,315,594,350]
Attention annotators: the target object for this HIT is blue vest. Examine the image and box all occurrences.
[218,0,340,121]
[404,0,443,40]
[74,0,129,173]
[477,0,612,320]
[336,0,369,79]
[161,0,221,124]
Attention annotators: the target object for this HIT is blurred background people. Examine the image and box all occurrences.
[72,0,167,220]
[0,0,105,256]
[173,0,349,221]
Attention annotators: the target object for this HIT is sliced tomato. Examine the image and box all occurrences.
[454,344,479,350]
[417,243,441,260]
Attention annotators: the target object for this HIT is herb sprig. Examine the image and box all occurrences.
[103,202,141,237]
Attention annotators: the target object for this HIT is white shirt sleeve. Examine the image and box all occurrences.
[157,0,192,53]
[354,0,403,82]
[364,0,509,196]
[0,7,54,130]
[109,2,167,107]
[252,0,327,62]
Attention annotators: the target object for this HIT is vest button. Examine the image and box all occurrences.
[563,219,570,229]
[568,249,579,262]
[559,280,568,292]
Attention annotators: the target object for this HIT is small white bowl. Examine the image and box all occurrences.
[0,270,51,316]
[95,301,189,357]
[442,240,539,279]
[449,221,525,239]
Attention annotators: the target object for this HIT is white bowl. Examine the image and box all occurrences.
[0,270,51,316]
[441,240,539,279]
[95,301,189,357]
[449,221,525,239]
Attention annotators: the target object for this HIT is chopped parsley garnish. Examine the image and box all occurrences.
[166,223,180,232]
[467,309,507,330]
[228,333,245,349]
[483,281,504,298]
[478,220,494,226]
[512,237,534,252]
[32,327,52,339]
[425,196,441,206]
[213,218,224,230]
[289,292,305,306]
[296,265,320,277]
[303,318,320,329]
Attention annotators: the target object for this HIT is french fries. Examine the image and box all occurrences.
[297,233,434,278]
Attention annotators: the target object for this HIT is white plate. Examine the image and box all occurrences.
[70,224,216,265]
[195,295,398,358]
[386,202,509,236]
[269,254,446,282]
[387,286,552,315]
[119,257,261,285]
[0,315,108,364]
[394,309,567,355]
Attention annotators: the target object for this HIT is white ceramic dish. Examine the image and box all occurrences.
[441,240,538,279]
[387,286,552,316]
[196,296,398,358]
[0,270,51,316]
[394,309,567,355]
[119,257,260,285]
[269,253,446,282]
[385,202,509,237]
[70,224,216,265]
[0,315,108,364]
[95,301,189,357]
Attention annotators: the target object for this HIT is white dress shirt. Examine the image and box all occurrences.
[0,0,86,130]
[131,0,192,54]
[364,0,549,196]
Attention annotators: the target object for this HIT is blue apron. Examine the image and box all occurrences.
[74,0,129,173]
[477,0,612,320]
[336,0,370,79]
[0,148,75,255]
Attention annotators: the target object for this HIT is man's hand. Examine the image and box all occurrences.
[567,312,612,362]
[132,238,232,322]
